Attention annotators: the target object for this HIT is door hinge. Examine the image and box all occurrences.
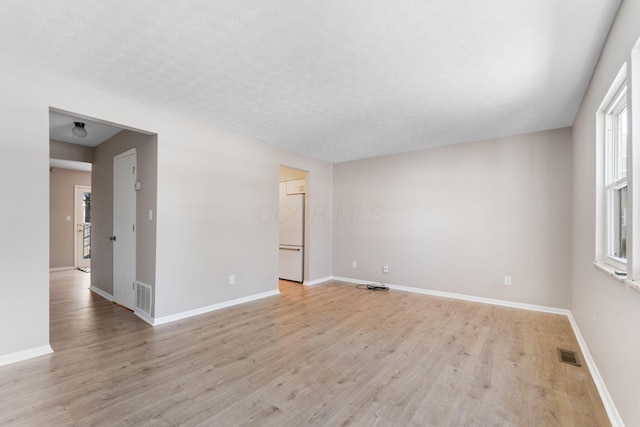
[132,224,135,232]
[132,281,135,290]
[132,166,136,174]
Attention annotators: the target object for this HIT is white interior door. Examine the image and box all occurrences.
[74,185,91,269]
[113,149,136,310]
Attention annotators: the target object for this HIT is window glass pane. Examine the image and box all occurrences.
[82,192,91,260]
[617,106,628,180]
[616,186,627,260]
[83,192,91,223]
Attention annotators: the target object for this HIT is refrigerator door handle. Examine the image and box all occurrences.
[279,247,301,251]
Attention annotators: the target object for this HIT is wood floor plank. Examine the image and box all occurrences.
[0,272,610,426]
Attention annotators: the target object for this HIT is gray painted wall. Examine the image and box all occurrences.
[50,139,94,163]
[91,130,157,311]
[571,0,640,424]
[49,168,91,268]
[333,128,573,309]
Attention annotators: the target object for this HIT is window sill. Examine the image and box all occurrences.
[593,261,627,282]
[625,278,640,292]
[593,262,640,291]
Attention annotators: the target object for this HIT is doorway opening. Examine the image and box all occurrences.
[74,185,92,272]
[278,165,308,285]
[49,108,158,344]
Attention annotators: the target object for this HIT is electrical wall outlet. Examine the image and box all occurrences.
[352,260,357,268]
[383,265,389,274]
[229,274,235,285]
[504,276,512,285]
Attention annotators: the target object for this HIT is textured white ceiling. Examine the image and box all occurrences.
[0,0,620,163]
[49,111,123,147]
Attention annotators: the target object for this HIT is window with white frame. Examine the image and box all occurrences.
[595,38,640,289]
[602,79,628,271]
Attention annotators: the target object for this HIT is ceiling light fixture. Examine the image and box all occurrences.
[72,121,87,138]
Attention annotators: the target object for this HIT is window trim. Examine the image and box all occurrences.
[594,37,640,291]
[603,82,628,270]
[596,64,628,273]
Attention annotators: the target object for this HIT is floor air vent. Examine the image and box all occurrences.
[557,348,581,366]
[136,282,152,315]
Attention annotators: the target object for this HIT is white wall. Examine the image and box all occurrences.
[572,1,640,425]
[333,128,573,309]
[0,63,50,358]
[0,59,333,358]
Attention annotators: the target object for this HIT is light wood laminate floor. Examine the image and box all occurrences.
[0,271,609,426]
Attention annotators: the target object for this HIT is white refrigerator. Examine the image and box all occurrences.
[279,183,304,282]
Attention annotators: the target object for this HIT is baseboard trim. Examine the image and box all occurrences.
[89,285,114,302]
[331,276,371,285]
[49,266,75,272]
[389,283,570,315]
[135,310,154,326]
[303,276,333,286]
[0,345,53,367]
[332,277,569,315]
[567,313,624,427]
[153,289,280,326]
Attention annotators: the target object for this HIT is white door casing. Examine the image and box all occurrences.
[113,149,136,310]
[74,185,91,269]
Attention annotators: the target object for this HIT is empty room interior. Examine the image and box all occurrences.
[1,1,640,426]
